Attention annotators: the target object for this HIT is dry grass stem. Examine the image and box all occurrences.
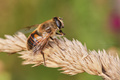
[0,32,120,80]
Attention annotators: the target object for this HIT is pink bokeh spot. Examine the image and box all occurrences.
[110,12,120,33]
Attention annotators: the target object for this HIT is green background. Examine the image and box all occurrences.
[0,0,120,80]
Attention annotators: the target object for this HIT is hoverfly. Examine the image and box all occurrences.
[19,17,65,65]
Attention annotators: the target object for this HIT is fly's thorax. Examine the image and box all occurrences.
[38,21,58,32]
[48,22,59,37]
[50,29,58,37]
[36,19,59,38]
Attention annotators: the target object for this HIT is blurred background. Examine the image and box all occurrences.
[0,0,120,80]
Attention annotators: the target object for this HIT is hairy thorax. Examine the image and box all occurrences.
[37,21,58,37]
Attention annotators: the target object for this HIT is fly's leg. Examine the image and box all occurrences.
[56,30,65,35]
[56,32,61,35]
[50,37,64,50]
[40,41,49,66]
[39,46,47,66]
[48,42,53,48]
[59,30,65,35]
[41,51,46,66]
[33,39,49,66]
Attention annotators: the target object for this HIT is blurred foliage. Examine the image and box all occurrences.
[0,0,120,80]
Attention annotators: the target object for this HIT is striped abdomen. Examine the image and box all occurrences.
[27,30,41,50]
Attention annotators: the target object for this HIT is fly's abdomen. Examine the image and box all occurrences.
[27,30,41,50]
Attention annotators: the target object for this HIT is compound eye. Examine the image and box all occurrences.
[53,17,61,29]
[56,20,61,29]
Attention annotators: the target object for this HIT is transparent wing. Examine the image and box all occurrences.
[16,24,40,34]
[32,33,51,55]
